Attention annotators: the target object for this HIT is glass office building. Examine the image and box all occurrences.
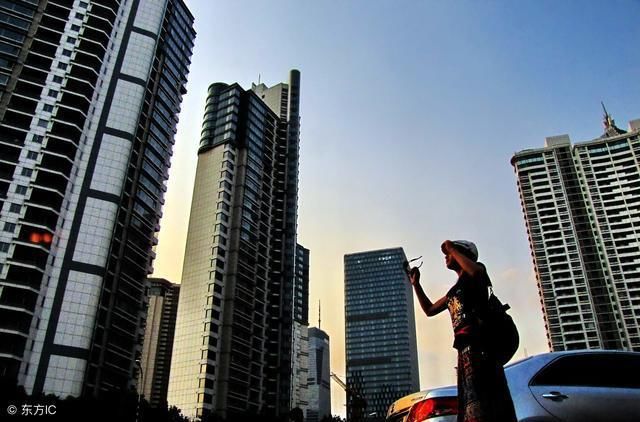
[0,0,195,398]
[512,112,640,351]
[307,326,331,422]
[344,247,420,422]
[168,70,302,420]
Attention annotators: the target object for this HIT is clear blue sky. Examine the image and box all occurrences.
[153,1,640,416]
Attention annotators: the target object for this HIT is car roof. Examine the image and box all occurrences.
[506,349,640,368]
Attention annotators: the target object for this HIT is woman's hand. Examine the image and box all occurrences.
[441,240,455,254]
[409,267,421,286]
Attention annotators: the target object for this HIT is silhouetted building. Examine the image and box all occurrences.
[0,0,195,397]
[344,248,420,422]
[512,110,640,351]
[139,278,180,407]
[168,70,302,419]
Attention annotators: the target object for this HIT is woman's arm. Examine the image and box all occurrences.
[409,268,448,317]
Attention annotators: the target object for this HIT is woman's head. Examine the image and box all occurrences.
[443,240,478,270]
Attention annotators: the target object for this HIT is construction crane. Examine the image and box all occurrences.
[330,372,367,422]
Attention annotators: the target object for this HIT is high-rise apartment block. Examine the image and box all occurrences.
[344,248,420,422]
[139,278,180,408]
[512,111,640,351]
[0,0,195,398]
[307,326,331,422]
[168,70,302,419]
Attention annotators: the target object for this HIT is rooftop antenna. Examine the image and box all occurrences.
[318,300,321,329]
[258,73,261,85]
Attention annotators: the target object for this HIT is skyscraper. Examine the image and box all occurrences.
[139,278,180,408]
[168,70,301,419]
[0,0,195,398]
[344,248,420,422]
[512,111,640,351]
[307,326,331,422]
[291,243,310,413]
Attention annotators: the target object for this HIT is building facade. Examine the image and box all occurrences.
[307,326,331,422]
[291,243,309,412]
[344,248,420,422]
[512,112,640,351]
[168,70,301,420]
[139,278,179,408]
[0,0,195,398]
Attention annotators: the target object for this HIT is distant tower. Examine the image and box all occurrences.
[291,244,310,413]
[344,248,420,422]
[512,111,640,351]
[139,278,180,407]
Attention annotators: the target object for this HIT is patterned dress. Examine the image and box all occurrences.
[446,263,517,422]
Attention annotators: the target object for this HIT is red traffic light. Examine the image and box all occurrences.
[29,231,52,245]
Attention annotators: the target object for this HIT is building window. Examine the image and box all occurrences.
[75,12,84,19]
[52,75,63,84]
[26,151,38,160]
[43,104,54,113]
[0,242,9,252]
[15,185,27,194]
[9,203,21,213]
[37,119,48,127]
[48,89,58,97]
[71,24,80,31]
[66,36,75,44]
[4,222,16,232]
[62,49,72,57]
[21,168,32,177]
[57,63,67,70]
[214,224,227,235]
[79,1,88,8]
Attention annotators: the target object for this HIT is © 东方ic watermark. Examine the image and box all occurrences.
[6,404,56,416]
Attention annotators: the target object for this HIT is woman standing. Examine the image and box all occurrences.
[408,240,517,422]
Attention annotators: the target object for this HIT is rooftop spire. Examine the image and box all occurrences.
[318,300,321,329]
[600,102,627,138]
[601,101,613,129]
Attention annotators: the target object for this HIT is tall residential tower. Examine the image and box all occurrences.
[512,111,640,351]
[344,247,420,422]
[168,70,302,420]
[0,0,195,398]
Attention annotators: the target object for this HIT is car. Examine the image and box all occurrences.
[386,350,640,422]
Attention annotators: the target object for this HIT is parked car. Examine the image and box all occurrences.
[386,350,640,422]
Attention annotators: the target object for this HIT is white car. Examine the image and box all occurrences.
[386,350,640,422]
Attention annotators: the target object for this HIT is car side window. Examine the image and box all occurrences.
[531,354,640,388]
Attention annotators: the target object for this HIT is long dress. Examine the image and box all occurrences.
[446,263,517,422]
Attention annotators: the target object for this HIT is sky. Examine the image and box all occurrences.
[151,0,640,417]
